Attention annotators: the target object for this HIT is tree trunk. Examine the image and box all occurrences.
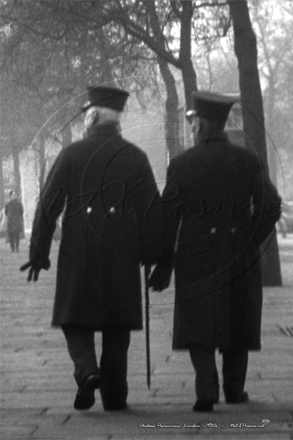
[38,134,46,192]
[12,146,22,199]
[97,27,115,85]
[145,1,181,159]
[0,151,5,210]
[228,0,282,286]
[265,77,278,186]
[158,60,181,160]
[180,0,198,110]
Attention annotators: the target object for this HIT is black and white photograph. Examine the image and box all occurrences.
[0,1,292,439]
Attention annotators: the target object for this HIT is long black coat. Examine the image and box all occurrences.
[160,133,281,351]
[29,123,160,329]
[5,199,24,233]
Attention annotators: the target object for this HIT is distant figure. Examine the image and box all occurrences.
[21,86,160,412]
[5,190,24,253]
[149,91,282,412]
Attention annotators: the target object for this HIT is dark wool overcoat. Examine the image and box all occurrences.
[29,123,160,329]
[5,199,24,233]
[160,133,281,352]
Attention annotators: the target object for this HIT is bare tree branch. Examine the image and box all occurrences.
[170,1,182,19]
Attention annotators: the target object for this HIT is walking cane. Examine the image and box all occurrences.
[144,265,151,389]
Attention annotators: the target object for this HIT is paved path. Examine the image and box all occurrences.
[1,235,293,440]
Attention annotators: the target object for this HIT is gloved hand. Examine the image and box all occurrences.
[20,258,50,282]
[148,263,173,292]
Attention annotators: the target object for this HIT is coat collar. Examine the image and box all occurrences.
[195,131,228,148]
[86,122,120,139]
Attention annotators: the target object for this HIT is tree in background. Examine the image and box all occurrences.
[99,0,231,157]
[0,0,233,166]
[249,0,293,198]
[227,0,282,286]
[0,0,163,190]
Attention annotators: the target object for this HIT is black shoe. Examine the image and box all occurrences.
[103,403,128,411]
[74,374,101,410]
[225,391,249,404]
[193,400,214,412]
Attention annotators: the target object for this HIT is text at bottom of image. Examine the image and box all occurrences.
[139,420,270,429]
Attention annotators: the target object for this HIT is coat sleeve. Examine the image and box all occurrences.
[250,158,282,246]
[29,148,70,264]
[133,152,161,265]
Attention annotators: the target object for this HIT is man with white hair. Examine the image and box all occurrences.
[21,86,160,412]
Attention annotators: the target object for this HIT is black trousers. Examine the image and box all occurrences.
[8,231,20,252]
[189,346,248,402]
[62,326,131,410]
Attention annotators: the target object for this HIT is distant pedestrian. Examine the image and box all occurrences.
[149,91,282,412]
[21,86,160,412]
[5,190,24,253]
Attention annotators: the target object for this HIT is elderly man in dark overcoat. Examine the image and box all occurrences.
[149,91,282,412]
[21,87,160,412]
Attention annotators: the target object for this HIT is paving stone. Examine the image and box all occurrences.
[1,236,293,439]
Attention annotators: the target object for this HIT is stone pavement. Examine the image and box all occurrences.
[1,235,292,440]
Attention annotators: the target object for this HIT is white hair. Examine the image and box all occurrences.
[84,105,122,133]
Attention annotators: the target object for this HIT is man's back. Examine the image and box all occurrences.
[168,134,257,221]
[44,124,155,239]
[149,90,282,412]
[29,122,160,329]
[160,133,271,265]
